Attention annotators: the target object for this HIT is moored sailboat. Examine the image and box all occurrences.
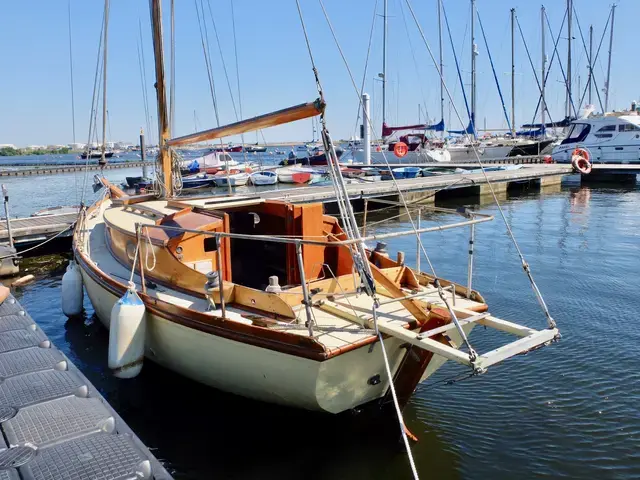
[69,0,560,431]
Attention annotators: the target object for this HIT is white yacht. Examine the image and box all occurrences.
[552,109,640,164]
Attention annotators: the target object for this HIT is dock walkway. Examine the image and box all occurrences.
[0,162,150,177]
[264,164,574,204]
[0,294,171,479]
[0,213,78,249]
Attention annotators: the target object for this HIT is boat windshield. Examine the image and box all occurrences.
[561,123,591,145]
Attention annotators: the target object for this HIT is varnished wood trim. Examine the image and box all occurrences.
[74,247,330,361]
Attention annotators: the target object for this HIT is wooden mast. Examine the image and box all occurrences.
[150,0,173,198]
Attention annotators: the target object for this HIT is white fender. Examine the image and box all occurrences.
[108,283,146,379]
[61,260,83,317]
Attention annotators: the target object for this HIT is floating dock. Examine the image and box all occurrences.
[0,294,171,479]
[266,164,574,204]
[0,213,77,252]
[0,162,151,177]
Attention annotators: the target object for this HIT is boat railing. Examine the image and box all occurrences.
[136,208,493,248]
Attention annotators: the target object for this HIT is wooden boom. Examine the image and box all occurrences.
[167,99,325,147]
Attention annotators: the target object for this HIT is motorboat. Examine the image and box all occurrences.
[391,166,421,179]
[180,151,238,175]
[248,170,277,186]
[182,173,217,190]
[81,149,114,160]
[213,172,250,187]
[245,145,267,153]
[276,166,320,184]
[552,107,640,164]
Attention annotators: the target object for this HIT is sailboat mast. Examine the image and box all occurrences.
[510,8,515,137]
[169,0,176,136]
[381,0,388,138]
[100,0,109,166]
[604,4,616,112]
[438,0,444,138]
[566,0,572,118]
[67,0,76,144]
[541,6,546,128]
[470,0,476,135]
[150,0,174,197]
[588,25,593,105]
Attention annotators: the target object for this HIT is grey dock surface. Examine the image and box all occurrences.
[0,213,77,249]
[0,162,151,177]
[0,295,172,479]
[264,164,575,204]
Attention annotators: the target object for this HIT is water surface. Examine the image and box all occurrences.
[9,173,640,479]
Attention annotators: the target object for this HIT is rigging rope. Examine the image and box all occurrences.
[526,8,566,132]
[404,0,556,330]
[100,0,110,168]
[572,6,609,113]
[80,9,105,207]
[137,19,153,145]
[398,0,431,125]
[195,0,220,127]
[524,12,576,120]
[351,0,378,141]
[476,11,512,132]
[515,14,562,127]
[442,2,472,129]
[316,0,479,364]
[204,0,249,164]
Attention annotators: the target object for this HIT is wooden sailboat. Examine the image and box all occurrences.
[72,0,559,416]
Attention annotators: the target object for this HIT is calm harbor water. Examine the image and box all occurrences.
[5,165,640,479]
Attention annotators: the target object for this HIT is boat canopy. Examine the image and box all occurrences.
[382,119,445,138]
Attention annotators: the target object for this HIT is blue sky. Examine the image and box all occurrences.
[0,0,637,146]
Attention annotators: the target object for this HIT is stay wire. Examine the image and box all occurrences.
[351,0,378,141]
[195,0,220,127]
[515,14,558,128]
[205,0,248,163]
[80,9,105,207]
[317,0,479,361]
[526,8,566,133]
[405,0,556,330]
[398,0,430,124]
[572,6,608,113]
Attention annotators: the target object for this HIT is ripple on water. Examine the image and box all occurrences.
[10,181,640,479]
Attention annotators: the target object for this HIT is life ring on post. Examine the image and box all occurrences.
[394,142,408,158]
[571,148,592,174]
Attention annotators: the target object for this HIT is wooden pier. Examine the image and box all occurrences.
[0,161,151,177]
[0,294,171,479]
[264,164,574,205]
[0,212,78,252]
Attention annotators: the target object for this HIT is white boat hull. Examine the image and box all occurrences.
[213,174,249,187]
[79,266,416,413]
[448,144,514,162]
[249,173,278,186]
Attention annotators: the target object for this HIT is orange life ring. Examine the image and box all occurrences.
[394,142,408,158]
[571,154,592,174]
[376,145,382,152]
[572,148,590,162]
[543,155,553,164]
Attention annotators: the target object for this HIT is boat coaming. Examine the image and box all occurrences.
[74,193,486,414]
